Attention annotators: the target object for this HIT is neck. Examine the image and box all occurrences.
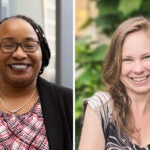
[0,80,37,99]
[129,92,150,116]
[0,81,38,116]
[0,88,37,117]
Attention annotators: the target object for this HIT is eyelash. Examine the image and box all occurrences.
[143,55,150,60]
[122,55,150,62]
[122,58,132,62]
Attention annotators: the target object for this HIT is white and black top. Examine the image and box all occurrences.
[85,91,150,150]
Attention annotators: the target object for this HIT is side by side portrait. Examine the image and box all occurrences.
[1,0,150,150]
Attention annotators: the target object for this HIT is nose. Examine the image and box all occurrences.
[11,45,27,60]
[133,61,144,74]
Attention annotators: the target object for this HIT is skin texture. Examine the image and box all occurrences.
[0,18,42,88]
[0,18,42,114]
[79,106,105,150]
[121,30,150,96]
[121,30,150,147]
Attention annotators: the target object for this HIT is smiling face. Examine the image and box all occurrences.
[120,30,150,95]
[0,18,42,87]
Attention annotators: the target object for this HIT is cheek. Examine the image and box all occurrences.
[0,53,10,66]
[121,64,132,76]
[36,49,42,61]
[31,49,42,67]
[38,51,42,62]
[37,51,42,66]
[144,61,150,70]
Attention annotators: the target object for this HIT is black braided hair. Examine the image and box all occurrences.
[0,15,51,75]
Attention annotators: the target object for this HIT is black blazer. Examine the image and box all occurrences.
[37,77,73,150]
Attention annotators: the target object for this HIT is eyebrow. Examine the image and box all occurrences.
[122,54,132,58]
[24,37,39,41]
[1,37,38,41]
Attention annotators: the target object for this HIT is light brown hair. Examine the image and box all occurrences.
[103,16,150,138]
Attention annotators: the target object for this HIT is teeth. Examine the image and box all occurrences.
[11,64,28,69]
[132,76,148,82]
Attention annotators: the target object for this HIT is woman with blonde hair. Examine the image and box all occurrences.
[79,16,150,149]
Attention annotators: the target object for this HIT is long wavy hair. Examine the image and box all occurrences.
[103,16,150,138]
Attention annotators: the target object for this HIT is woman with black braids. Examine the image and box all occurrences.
[79,16,150,149]
[0,15,72,150]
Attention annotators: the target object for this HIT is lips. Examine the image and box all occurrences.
[130,75,150,82]
[9,63,31,71]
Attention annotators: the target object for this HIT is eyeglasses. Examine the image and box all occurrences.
[0,41,40,54]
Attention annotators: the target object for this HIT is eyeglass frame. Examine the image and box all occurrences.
[0,40,40,54]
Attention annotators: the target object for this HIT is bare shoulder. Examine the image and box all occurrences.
[79,105,105,150]
[85,91,112,121]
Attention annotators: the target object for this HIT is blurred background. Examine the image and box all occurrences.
[75,0,150,149]
[0,0,73,89]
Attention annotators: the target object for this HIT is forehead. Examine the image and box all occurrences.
[0,18,31,29]
[122,30,150,56]
[0,18,38,39]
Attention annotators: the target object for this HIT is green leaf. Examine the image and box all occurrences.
[92,44,108,61]
[97,0,119,16]
[118,0,142,16]
[77,69,94,86]
[140,0,150,12]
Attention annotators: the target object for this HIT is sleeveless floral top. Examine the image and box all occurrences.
[85,91,150,150]
[0,98,49,150]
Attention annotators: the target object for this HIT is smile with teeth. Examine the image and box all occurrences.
[131,75,150,82]
[10,64,28,70]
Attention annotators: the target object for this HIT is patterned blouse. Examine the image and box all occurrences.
[0,98,49,150]
[85,91,150,150]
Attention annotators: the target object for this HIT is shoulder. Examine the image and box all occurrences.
[79,92,110,149]
[85,91,111,109]
[37,76,72,110]
[37,77,72,149]
[37,77,72,93]
[37,76,72,96]
[85,91,111,111]
[37,76,73,120]
[85,91,112,122]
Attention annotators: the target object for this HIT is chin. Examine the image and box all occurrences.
[10,76,36,87]
[128,87,150,95]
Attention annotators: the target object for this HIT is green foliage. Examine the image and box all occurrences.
[92,0,150,36]
[118,0,142,16]
[75,38,107,118]
[75,38,107,149]
[75,0,150,149]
